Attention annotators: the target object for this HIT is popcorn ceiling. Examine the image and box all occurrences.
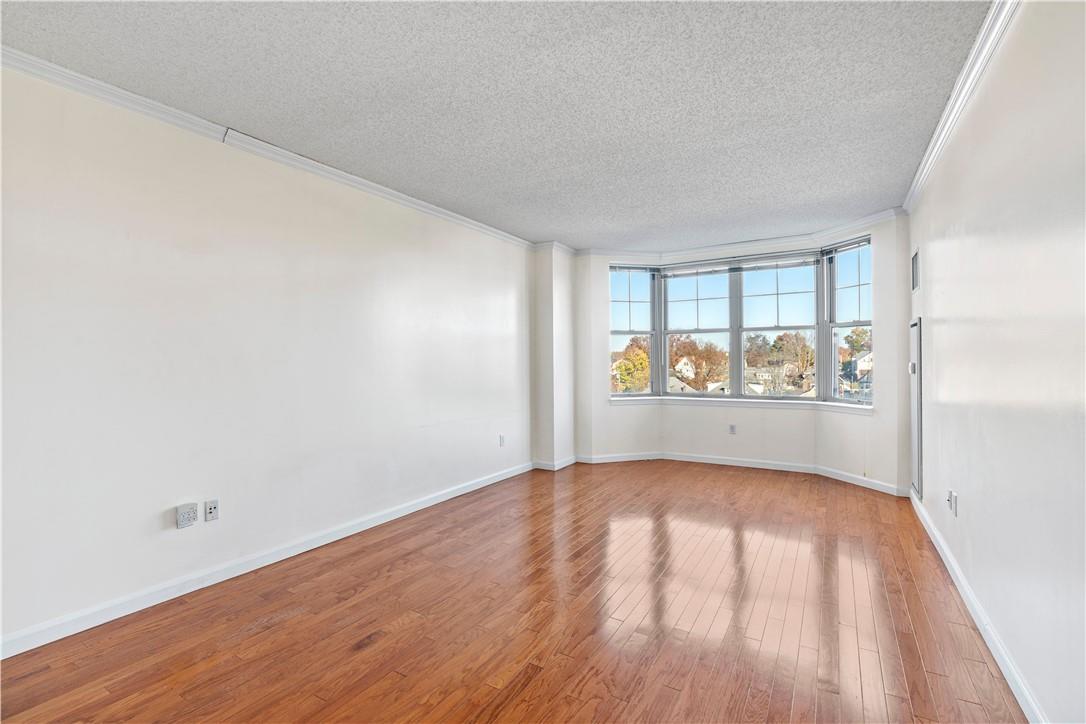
[1,2,988,252]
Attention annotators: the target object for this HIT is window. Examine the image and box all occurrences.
[608,238,873,405]
[829,243,873,403]
[664,271,730,394]
[610,268,654,394]
[741,263,817,397]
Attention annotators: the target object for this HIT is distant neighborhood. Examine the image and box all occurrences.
[611,326,872,401]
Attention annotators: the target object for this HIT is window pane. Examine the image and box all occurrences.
[630,271,652,302]
[610,270,629,301]
[630,302,652,330]
[667,333,729,394]
[836,287,859,323]
[778,265,814,293]
[610,334,652,394]
[668,300,697,329]
[779,292,815,326]
[698,272,729,298]
[698,298,729,328]
[834,325,873,403]
[859,284,872,320]
[667,275,697,301]
[859,245,872,284]
[743,295,776,327]
[743,268,776,296]
[610,301,629,330]
[836,248,859,287]
[743,330,817,397]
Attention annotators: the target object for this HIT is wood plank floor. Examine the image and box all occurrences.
[2,461,1026,723]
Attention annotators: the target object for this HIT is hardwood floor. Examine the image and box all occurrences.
[2,461,1026,723]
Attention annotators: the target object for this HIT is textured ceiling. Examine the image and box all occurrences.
[2,2,988,251]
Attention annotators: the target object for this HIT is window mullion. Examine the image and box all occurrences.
[817,258,830,401]
[653,270,666,395]
[729,271,742,397]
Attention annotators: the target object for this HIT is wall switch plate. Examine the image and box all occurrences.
[951,491,958,517]
[499,434,505,447]
[204,499,219,522]
[728,424,737,435]
[176,503,198,529]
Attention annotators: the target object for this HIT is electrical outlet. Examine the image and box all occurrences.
[176,503,198,529]
[499,434,505,448]
[204,499,219,522]
[728,424,737,435]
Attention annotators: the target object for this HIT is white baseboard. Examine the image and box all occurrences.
[908,494,1043,723]
[532,456,576,471]
[1,462,533,659]
[575,451,905,497]
[575,451,663,464]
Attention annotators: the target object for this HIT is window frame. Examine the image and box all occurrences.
[737,259,821,401]
[609,266,659,397]
[824,240,874,405]
[608,236,873,406]
[661,269,733,398]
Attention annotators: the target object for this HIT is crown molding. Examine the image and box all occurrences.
[532,241,577,255]
[1,46,227,141]
[3,44,908,258]
[902,1,1021,212]
[2,46,534,251]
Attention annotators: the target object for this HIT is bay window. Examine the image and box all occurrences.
[609,237,873,405]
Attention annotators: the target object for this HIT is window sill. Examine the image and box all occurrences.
[608,396,874,415]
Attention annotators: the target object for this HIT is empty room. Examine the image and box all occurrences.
[2,1,1083,722]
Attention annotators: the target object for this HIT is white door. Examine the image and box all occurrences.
[909,318,923,498]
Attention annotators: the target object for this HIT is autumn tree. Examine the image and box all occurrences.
[611,336,651,392]
[771,332,815,373]
[668,334,728,391]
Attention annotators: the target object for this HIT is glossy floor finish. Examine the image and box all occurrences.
[2,462,1026,723]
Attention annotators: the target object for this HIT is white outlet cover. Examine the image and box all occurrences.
[176,502,198,529]
[204,499,219,521]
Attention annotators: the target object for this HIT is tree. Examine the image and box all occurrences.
[667,334,728,391]
[844,327,871,356]
[744,333,771,368]
[771,332,815,371]
[771,331,815,390]
[611,336,651,392]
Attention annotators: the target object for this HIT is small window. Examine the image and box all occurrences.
[829,242,873,403]
[610,269,654,394]
[664,271,731,394]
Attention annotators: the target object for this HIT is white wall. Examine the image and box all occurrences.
[908,3,1085,721]
[573,213,912,495]
[2,69,533,644]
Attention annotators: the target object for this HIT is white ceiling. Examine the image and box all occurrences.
[2,2,988,252]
